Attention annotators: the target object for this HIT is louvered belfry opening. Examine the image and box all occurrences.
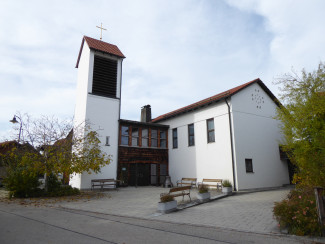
[92,55,118,98]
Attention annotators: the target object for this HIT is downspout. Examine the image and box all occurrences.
[225,98,237,191]
[116,59,123,182]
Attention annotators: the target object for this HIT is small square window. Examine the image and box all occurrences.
[245,158,253,173]
[105,136,110,146]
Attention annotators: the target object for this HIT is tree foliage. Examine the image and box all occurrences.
[2,114,111,195]
[276,62,325,187]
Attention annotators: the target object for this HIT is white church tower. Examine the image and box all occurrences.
[70,36,125,189]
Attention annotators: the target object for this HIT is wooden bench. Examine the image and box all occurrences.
[198,179,223,190]
[176,178,197,188]
[91,179,118,191]
[161,186,192,201]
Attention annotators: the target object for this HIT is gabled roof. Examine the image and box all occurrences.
[152,78,279,123]
[76,36,125,68]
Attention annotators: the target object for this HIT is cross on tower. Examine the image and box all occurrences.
[96,23,107,41]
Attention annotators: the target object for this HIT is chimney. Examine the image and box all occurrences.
[141,105,152,122]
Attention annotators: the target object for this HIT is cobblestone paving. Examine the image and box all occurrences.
[1,186,291,234]
[57,187,222,218]
[56,186,290,234]
[155,188,290,234]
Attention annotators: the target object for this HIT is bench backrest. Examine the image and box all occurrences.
[181,178,197,182]
[202,179,222,183]
[91,179,115,182]
[170,186,191,193]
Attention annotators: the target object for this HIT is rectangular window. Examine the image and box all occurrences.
[141,128,148,147]
[188,124,195,146]
[207,118,215,143]
[172,128,178,148]
[121,126,129,145]
[131,127,139,146]
[160,131,166,148]
[151,129,158,147]
[105,136,110,146]
[245,159,253,173]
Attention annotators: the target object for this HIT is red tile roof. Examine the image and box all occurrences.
[151,78,279,123]
[76,36,125,68]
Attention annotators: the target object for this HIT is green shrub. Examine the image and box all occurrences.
[160,194,175,203]
[273,188,323,236]
[4,170,80,198]
[4,167,42,198]
[198,184,209,193]
[222,179,232,187]
[47,174,62,192]
[45,185,80,197]
[45,174,80,197]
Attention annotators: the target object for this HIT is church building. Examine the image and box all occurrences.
[70,36,290,191]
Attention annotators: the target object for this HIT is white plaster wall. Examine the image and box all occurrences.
[70,43,122,189]
[73,43,91,129]
[70,43,91,189]
[79,95,120,189]
[231,83,289,190]
[159,102,234,185]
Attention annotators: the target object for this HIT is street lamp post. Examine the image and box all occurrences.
[10,115,22,143]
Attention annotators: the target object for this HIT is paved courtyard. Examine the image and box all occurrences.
[55,186,290,234]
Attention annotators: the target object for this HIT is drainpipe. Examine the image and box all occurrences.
[225,98,237,191]
[116,59,123,183]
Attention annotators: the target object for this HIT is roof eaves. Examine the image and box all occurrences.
[75,38,85,68]
[75,36,125,68]
[151,78,281,123]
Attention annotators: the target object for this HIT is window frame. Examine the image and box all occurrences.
[105,136,110,146]
[121,126,129,145]
[188,124,195,146]
[141,128,149,148]
[245,158,254,173]
[207,118,215,143]
[151,129,158,148]
[160,130,167,148]
[131,127,139,146]
[172,128,178,148]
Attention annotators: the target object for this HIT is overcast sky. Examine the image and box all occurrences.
[1,0,325,141]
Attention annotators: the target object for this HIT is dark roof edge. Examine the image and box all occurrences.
[75,37,85,68]
[119,119,170,128]
[256,79,281,107]
[152,79,281,123]
[75,36,125,68]
[229,78,281,107]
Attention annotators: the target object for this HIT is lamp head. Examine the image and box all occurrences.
[10,116,18,124]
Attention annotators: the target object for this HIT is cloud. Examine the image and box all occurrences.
[0,0,324,138]
[226,0,325,75]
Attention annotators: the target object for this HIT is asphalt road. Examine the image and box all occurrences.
[0,203,322,244]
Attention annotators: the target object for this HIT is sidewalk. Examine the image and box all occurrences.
[56,186,290,234]
[56,186,222,218]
